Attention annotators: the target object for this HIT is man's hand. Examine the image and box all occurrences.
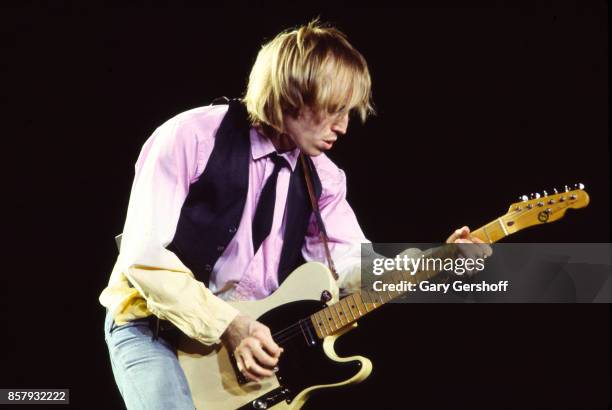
[446,226,493,273]
[221,314,283,382]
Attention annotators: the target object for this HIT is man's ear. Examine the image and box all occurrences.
[256,122,276,140]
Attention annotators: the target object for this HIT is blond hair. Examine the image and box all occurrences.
[243,20,374,132]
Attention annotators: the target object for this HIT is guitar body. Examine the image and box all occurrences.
[177,262,373,409]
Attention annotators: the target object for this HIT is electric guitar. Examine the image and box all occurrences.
[177,185,590,409]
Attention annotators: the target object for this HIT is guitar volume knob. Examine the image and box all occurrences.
[252,399,268,409]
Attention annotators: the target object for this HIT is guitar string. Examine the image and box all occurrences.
[272,195,575,346]
[272,293,387,346]
[478,197,561,240]
[273,320,311,346]
[271,301,360,345]
[271,292,382,344]
[272,291,402,346]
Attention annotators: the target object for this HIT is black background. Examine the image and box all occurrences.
[2,3,610,409]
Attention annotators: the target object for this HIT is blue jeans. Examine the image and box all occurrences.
[103,310,195,409]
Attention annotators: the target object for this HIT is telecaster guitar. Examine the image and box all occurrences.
[177,185,590,409]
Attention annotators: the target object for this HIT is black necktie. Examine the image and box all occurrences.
[252,153,289,253]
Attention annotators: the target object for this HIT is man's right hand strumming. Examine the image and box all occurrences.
[221,314,283,382]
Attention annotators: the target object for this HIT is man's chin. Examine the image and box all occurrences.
[301,146,324,157]
[308,150,325,157]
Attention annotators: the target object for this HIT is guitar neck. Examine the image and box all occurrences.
[307,218,499,339]
[309,187,590,338]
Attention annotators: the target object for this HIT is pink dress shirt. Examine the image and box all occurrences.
[99,103,367,345]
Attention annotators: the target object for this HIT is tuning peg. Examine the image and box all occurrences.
[520,195,528,202]
[543,190,548,197]
[534,192,541,199]
[564,185,570,192]
[553,188,558,194]
[575,182,585,190]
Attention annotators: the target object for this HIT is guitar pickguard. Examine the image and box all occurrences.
[256,300,363,405]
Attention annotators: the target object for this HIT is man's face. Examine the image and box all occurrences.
[282,106,349,156]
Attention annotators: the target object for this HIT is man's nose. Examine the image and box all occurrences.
[331,113,349,135]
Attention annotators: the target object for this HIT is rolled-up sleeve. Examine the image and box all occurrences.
[106,113,238,346]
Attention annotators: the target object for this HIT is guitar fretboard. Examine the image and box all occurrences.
[309,246,462,338]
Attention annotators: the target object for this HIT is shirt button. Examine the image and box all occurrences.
[229,226,237,233]
[216,245,225,252]
[204,264,212,272]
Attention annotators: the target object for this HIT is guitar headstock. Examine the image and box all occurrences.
[503,183,590,233]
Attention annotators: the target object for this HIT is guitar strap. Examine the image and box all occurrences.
[300,153,339,281]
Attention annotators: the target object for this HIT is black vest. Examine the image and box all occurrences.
[167,100,322,286]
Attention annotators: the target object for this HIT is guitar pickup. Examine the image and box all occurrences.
[229,352,249,385]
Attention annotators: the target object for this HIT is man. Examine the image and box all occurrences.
[100,20,490,409]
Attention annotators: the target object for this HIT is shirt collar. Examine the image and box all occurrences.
[250,127,300,171]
